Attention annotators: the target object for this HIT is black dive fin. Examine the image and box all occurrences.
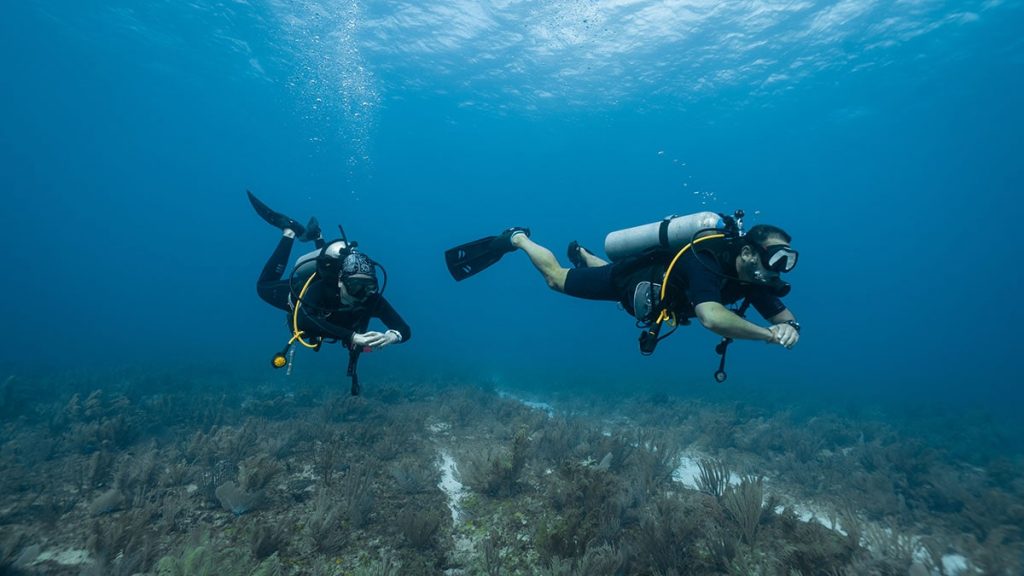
[247,190,305,236]
[445,235,506,281]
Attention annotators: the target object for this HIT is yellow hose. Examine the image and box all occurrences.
[292,272,320,349]
[655,233,725,326]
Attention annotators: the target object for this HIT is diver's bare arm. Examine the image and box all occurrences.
[694,302,774,342]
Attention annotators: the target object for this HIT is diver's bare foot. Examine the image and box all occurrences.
[510,230,530,248]
[578,245,598,266]
[569,241,608,267]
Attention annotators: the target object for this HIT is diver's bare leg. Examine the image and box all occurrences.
[511,235,569,292]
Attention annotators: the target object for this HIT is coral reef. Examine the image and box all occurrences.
[0,369,1020,574]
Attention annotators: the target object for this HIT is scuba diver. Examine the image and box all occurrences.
[445,211,799,382]
[249,191,411,395]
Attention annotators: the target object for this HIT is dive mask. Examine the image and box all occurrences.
[757,244,799,273]
[342,275,379,300]
[340,252,378,300]
[750,244,794,297]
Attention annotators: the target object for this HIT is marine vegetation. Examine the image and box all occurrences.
[0,369,1021,574]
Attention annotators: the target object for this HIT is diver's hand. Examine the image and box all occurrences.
[351,332,374,348]
[768,323,799,349]
[363,330,401,349]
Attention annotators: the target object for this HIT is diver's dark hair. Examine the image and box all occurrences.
[745,224,791,245]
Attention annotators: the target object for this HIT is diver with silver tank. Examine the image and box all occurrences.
[249,191,411,395]
[445,211,799,381]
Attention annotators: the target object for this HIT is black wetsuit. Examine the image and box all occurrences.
[256,236,411,346]
[563,240,786,322]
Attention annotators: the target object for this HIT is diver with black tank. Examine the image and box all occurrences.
[445,211,799,381]
[249,191,411,395]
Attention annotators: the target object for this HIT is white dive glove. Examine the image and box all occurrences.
[353,330,402,349]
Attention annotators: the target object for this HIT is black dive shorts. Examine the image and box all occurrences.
[563,265,620,302]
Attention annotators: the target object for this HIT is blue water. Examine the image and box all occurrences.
[3,1,1022,440]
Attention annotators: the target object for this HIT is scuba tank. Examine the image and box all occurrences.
[293,240,350,277]
[288,240,352,307]
[289,247,320,299]
[604,212,725,262]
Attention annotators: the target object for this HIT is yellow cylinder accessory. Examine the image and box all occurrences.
[272,354,288,369]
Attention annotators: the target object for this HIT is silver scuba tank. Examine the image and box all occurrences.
[294,248,320,270]
[287,249,321,309]
[293,240,349,275]
[604,211,725,262]
[289,241,350,307]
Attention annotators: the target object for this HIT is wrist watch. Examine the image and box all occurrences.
[783,320,801,332]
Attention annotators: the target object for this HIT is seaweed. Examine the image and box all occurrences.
[621,428,680,493]
[722,474,767,545]
[631,493,712,575]
[959,527,1022,576]
[397,506,443,551]
[352,554,401,576]
[390,456,437,494]
[246,519,289,561]
[196,459,236,508]
[257,429,295,460]
[540,543,624,576]
[88,506,159,572]
[87,488,125,516]
[303,489,349,555]
[114,445,161,507]
[479,530,504,576]
[462,427,529,498]
[160,455,191,488]
[60,390,144,452]
[153,530,281,576]
[2,369,1022,575]
[531,416,589,464]
[159,490,189,534]
[83,449,115,490]
[214,481,261,515]
[239,454,283,493]
[313,432,345,486]
[341,465,375,529]
[535,459,622,561]
[696,457,731,500]
[31,487,80,528]
[766,505,856,573]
